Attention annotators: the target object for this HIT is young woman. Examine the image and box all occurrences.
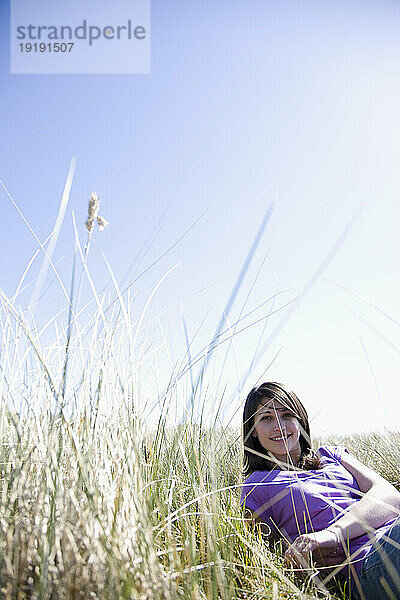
[241,382,400,600]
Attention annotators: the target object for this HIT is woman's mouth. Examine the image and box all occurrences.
[270,434,291,442]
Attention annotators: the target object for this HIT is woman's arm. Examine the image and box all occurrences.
[328,451,400,540]
[285,452,400,568]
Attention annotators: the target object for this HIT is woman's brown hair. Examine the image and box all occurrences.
[243,382,321,476]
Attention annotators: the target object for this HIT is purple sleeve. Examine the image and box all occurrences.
[317,445,349,465]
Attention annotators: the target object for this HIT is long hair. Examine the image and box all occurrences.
[243,382,321,476]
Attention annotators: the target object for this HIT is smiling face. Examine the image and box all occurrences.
[252,400,302,466]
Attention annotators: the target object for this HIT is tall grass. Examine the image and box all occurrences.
[0,284,305,600]
[0,193,397,600]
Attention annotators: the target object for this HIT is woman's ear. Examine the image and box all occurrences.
[251,429,258,438]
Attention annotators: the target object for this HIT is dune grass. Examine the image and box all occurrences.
[2,378,399,600]
[0,273,318,600]
[1,188,398,600]
[1,289,399,600]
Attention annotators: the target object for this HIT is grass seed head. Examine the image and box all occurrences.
[85,192,109,234]
[86,192,100,233]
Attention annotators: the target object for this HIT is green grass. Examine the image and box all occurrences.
[2,384,399,600]
[0,189,397,599]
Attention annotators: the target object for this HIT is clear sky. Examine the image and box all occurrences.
[1,0,400,434]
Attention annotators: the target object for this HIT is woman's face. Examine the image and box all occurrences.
[251,399,302,465]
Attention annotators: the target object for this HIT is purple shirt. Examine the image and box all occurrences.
[240,446,396,589]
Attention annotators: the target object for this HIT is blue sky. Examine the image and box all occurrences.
[1,0,400,433]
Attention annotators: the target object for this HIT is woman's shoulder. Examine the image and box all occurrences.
[316,445,349,465]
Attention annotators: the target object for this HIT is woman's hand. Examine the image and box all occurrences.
[284,529,343,571]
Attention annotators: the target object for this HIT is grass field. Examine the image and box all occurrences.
[2,340,399,600]
[1,193,399,600]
